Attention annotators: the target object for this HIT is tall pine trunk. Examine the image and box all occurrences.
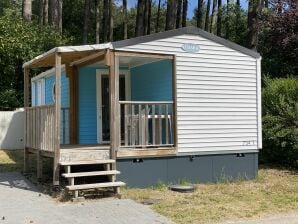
[23,0,32,22]
[83,0,90,44]
[166,0,177,30]
[135,0,145,36]
[225,0,230,39]
[43,0,48,25]
[247,0,261,50]
[50,0,62,33]
[235,0,241,40]
[197,0,203,28]
[109,0,113,41]
[217,0,222,36]
[123,0,128,39]
[182,0,188,27]
[210,0,217,33]
[147,0,152,35]
[205,0,211,31]
[102,0,109,42]
[143,0,149,34]
[176,0,182,28]
[95,0,101,44]
[39,0,44,25]
[155,0,161,32]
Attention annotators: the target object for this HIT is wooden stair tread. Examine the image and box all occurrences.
[59,159,115,166]
[62,170,120,178]
[66,181,126,191]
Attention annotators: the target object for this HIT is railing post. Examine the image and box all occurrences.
[23,67,30,174]
[53,52,61,186]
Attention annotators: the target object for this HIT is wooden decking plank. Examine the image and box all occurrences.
[62,170,120,178]
[59,159,115,166]
[66,181,126,191]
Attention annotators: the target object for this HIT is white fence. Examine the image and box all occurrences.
[0,109,24,149]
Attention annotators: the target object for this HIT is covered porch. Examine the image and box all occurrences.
[23,46,177,187]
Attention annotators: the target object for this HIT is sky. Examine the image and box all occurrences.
[126,0,249,19]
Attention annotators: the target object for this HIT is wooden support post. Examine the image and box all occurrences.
[69,65,78,144]
[24,67,30,174]
[37,150,43,180]
[53,53,61,186]
[109,51,119,193]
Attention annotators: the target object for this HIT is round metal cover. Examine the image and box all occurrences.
[168,185,196,193]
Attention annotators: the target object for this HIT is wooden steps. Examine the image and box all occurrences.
[62,170,120,178]
[66,181,126,191]
[60,159,125,198]
[59,159,115,166]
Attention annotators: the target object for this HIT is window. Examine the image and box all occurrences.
[33,79,45,106]
[52,82,56,102]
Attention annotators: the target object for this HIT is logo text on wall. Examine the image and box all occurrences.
[181,43,200,53]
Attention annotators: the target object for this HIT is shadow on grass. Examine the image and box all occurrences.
[259,164,298,175]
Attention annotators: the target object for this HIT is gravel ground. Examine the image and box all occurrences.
[0,172,174,224]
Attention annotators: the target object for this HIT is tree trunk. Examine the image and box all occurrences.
[205,0,211,31]
[43,0,49,25]
[50,0,62,33]
[217,0,222,36]
[147,0,152,35]
[23,0,32,22]
[123,0,128,39]
[176,0,182,28]
[197,0,204,29]
[247,0,261,50]
[95,0,101,44]
[135,0,145,36]
[210,0,217,33]
[166,0,177,30]
[102,0,109,42]
[155,0,161,32]
[58,0,62,33]
[182,0,188,27]
[235,0,241,38]
[39,0,44,25]
[144,0,149,35]
[109,0,113,41]
[83,0,90,44]
[225,0,230,39]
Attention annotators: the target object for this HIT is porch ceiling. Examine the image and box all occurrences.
[23,44,111,68]
[88,56,163,69]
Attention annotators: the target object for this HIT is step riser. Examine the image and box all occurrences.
[59,159,115,166]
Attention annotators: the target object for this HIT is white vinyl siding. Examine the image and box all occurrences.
[117,34,260,153]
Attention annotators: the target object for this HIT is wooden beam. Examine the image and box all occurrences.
[114,50,175,60]
[117,148,176,158]
[53,53,61,186]
[24,67,30,174]
[71,51,105,68]
[69,65,78,144]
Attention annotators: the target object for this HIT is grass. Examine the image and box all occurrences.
[122,168,298,223]
[0,149,297,223]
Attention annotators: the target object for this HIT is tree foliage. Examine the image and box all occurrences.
[258,7,298,77]
[261,77,298,168]
[0,12,67,109]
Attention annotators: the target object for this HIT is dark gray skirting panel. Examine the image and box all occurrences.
[117,153,258,188]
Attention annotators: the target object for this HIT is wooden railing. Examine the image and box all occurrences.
[119,101,175,148]
[25,105,55,152]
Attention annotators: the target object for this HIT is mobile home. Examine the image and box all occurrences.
[24,27,262,197]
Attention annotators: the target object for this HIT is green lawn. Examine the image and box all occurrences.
[1,149,297,223]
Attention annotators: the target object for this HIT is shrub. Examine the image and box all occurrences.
[261,77,298,168]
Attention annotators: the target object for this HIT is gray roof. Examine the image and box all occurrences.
[112,26,261,59]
